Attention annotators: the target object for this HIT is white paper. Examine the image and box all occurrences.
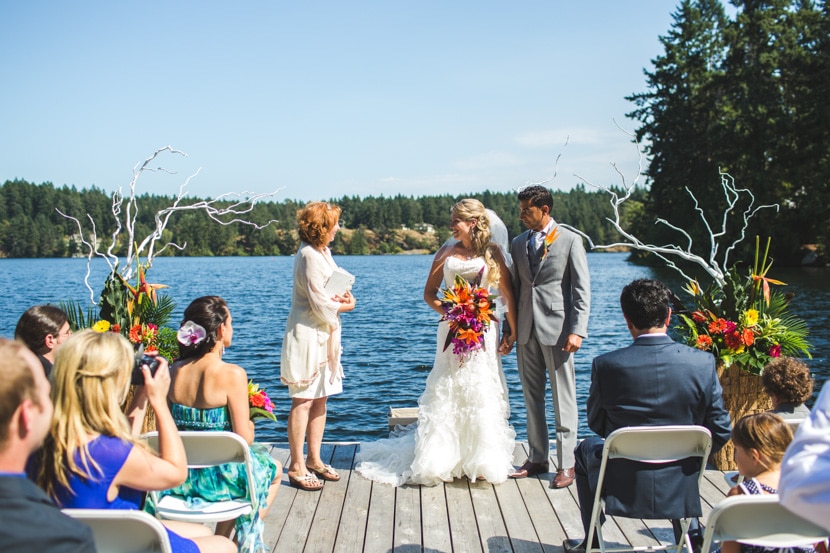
[325,267,355,296]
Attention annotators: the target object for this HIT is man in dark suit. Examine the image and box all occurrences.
[0,338,96,553]
[509,185,590,488]
[563,279,731,553]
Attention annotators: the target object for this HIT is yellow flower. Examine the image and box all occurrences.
[684,280,703,296]
[92,320,111,332]
[742,309,759,327]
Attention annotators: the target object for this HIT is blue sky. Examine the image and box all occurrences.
[1,1,685,202]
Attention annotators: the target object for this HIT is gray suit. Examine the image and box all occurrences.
[510,222,590,468]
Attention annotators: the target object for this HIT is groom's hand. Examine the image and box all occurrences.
[562,333,582,353]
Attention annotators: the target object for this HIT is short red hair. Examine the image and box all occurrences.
[296,202,341,248]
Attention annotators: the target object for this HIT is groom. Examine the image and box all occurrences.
[509,185,590,488]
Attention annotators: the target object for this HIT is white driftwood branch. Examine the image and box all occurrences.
[57,146,284,303]
[566,123,778,287]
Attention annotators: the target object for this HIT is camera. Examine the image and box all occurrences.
[130,345,162,385]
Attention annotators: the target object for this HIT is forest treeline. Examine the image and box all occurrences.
[2,1,828,266]
[0,178,641,257]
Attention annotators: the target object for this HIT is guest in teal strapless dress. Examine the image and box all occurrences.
[34,329,235,553]
[149,296,281,553]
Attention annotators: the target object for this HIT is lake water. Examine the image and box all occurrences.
[0,253,827,443]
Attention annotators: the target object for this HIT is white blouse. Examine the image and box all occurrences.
[280,243,343,390]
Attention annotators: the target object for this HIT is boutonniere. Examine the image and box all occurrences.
[540,226,560,261]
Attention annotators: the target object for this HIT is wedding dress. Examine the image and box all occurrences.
[355,255,516,486]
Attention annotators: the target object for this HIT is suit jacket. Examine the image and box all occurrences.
[0,475,96,553]
[510,223,590,346]
[587,334,732,519]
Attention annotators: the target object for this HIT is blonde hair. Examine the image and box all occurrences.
[297,201,341,248]
[452,199,500,287]
[37,329,138,502]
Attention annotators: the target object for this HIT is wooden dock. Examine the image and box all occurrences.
[260,442,731,553]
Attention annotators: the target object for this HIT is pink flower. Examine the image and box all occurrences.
[769,344,782,358]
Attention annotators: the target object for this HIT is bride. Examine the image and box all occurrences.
[356,199,517,486]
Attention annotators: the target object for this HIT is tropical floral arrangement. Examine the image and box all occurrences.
[439,268,497,361]
[676,237,812,375]
[68,261,179,361]
[248,381,277,422]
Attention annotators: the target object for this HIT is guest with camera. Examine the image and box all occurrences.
[33,329,234,553]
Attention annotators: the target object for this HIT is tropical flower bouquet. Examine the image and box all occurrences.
[675,237,812,375]
[69,262,179,361]
[439,268,497,362]
[248,381,277,422]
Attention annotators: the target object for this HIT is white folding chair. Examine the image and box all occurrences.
[700,495,828,553]
[587,425,713,553]
[143,431,258,524]
[62,508,172,553]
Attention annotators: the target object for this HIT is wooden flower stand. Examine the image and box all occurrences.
[711,363,772,470]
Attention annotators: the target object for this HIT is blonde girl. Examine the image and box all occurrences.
[36,330,233,553]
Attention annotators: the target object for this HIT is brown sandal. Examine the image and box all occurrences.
[288,472,323,491]
[308,464,341,482]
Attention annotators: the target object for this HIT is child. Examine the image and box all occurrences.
[720,412,815,553]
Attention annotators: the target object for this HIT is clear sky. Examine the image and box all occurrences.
[1,1,684,202]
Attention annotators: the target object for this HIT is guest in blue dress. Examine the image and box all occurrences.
[34,329,235,553]
[148,296,281,553]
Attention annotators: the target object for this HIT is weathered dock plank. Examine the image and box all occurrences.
[260,442,730,553]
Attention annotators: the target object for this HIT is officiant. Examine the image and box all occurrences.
[280,201,356,491]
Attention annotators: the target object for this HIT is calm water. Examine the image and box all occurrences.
[1,254,827,443]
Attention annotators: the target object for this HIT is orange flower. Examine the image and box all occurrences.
[742,327,755,346]
[708,318,728,334]
[723,330,744,351]
[691,311,707,324]
[696,335,713,350]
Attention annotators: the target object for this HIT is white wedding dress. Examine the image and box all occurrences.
[355,256,516,486]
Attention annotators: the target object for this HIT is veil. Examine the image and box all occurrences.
[439,208,511,267]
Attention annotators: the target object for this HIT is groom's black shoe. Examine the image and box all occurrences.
[510,460,549,479]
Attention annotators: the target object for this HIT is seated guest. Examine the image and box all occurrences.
[0,338,96,553]
[151,296,281,551]
[564,279,732,553]
[720,412,814,553]
[762,357,814,420]
[34,330,234,553]
[14,304,71,378]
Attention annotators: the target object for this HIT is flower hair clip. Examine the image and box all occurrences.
[177,320,207,346]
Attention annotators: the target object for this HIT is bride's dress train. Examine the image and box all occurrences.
[355,257,516,486]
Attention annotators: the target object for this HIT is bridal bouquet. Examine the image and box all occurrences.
[248,381,277,422]
[676,237,811,374]
[439,268,497,361]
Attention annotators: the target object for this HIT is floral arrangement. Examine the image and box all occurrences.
[676,237,812,375]
[540,226,560,261]
[80,262,179,361]
[439,268,497,361]
[248,381,277,422]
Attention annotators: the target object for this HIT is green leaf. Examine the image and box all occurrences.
[250,407,277,422]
